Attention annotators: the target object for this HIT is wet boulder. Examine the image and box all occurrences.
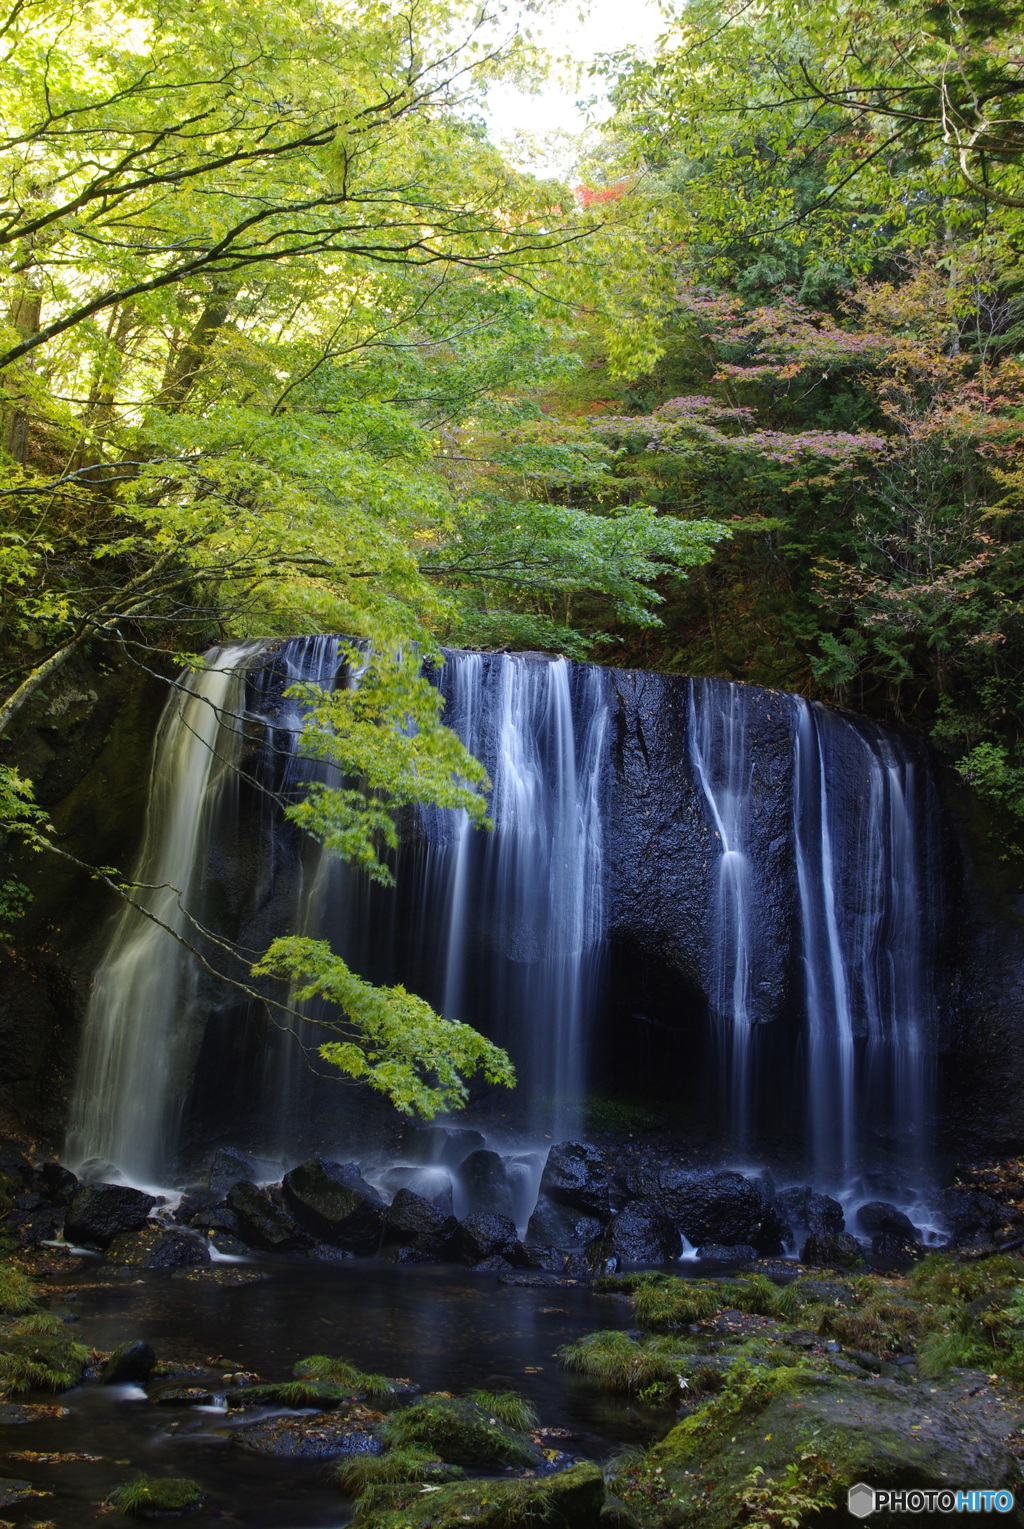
[189,1204,242,1239]
[526,1194,604,1250]
[801,1229,865,1269]
[449,1211,519,1265]
[64,1183,157,1247]
[539,1141,610,1218]
[226,1180,310,1252]
[456,1149,515,1219]
[208,1147,256,1199]
[856,1201,918,1240]
[593,1201,679,1267]
[382,1189,455,1260]
[778,1186,845,1235]
[657,1169,783,1252]
[695,1243,760,1267]
[105,1227,211,1270]
[103,1339,157,1384]
[281,1159,385,1252]
[234,1407,384,1459]
[38,1162,78,1204]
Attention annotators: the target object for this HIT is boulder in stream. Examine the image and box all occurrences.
[103,1339,157,1384]
[539,1141,610,1218]
[226,1180,310,1252]
[64,1182,157,1246]
[801,1229,865,1269]
[105,1226,210,1269]
[593,1201,680,1266]
[399,1124,485,1168]
[449,1211,519,1264]
[234,1406,385,1459]
[208,1147,256,1199]
[281,1159,386,1252]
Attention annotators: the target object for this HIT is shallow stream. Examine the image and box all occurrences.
[1,1256,663,1527]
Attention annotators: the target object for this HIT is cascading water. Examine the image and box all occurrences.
[790,697,938,1189]
[687,678,756,1147]
[65,643,258,1185]
[290,651,610,1138]
[66,640,943,1196]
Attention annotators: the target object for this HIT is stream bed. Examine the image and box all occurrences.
[1,1254,664,1527]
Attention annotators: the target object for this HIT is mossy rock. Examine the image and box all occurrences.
[613,1366,1022,1528]
[335,1445,465,1494]
[380,1394,544,1469]
[353,1462,604,1529]
[108,1474,203,1517]
[228,1379,360,1410]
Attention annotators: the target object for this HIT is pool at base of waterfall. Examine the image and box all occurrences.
[0,1257,659,1529]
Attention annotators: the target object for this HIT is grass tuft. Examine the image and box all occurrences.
[334,1446,464,1493]
[293,1353,395,1398]
[465,1389,538,1432]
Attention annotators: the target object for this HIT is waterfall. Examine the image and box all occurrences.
[297,651,610,1137]
[67,640,941,1191]
[65,643,258,1185]
[790,697,937,1187]
[687,678,756,1147]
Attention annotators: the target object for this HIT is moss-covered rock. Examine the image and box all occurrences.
[334,1446,465,1494]
[108,1474,204,1517]
[380,1393,545,1469]
[612,1364,1022,1528]
[352,1462,604,1529]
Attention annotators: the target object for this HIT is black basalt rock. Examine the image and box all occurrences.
[855,1201,918,1239]
[103,1339,157,1384]
[208,1147,256,1199]
[594,1201,679,1266]
[105,1227,211,1269]
[449,1211,519,1264]
[539,1141,610,1219]
[64,1182,157,1247]
[526,1194,604,1250]
[801,1230,865,1269]
[656,1168,783,1251]
[226,1180,310,1252]
[281,1159,385,1252]
[778,1186,845,1235]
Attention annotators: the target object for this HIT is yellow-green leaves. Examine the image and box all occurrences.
[252,935,515,1116]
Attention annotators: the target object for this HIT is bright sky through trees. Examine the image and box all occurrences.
[482,0,665,173]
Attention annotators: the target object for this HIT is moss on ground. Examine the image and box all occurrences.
[351,1461,604,1529]
[380,1393,544,1468]
[108,1474,204,1516]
